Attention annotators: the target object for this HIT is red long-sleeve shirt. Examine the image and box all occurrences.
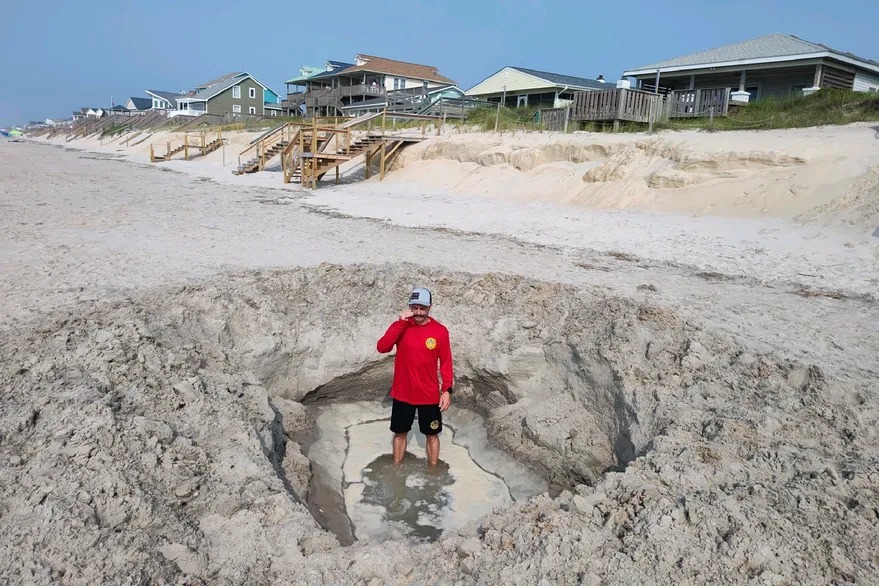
[376,317,454,405]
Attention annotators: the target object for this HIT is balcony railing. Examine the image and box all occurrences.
[337,84,385,98]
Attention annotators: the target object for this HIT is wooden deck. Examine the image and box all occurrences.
[568,87,661,130]
[571,88,658,124]
[543,86,733,131]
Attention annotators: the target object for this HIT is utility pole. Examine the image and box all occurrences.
[494,69,509,133]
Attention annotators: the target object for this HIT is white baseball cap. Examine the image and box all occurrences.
[408,287,432,307]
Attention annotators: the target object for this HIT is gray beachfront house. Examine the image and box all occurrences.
[623,33,879,102]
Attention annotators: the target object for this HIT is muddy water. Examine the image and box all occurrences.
[303,402,547,544]
[354,454,453,542]
[344,420,513,542]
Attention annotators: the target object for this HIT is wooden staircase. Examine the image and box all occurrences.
[150,129,224,163]
[236,139,289,174]
[200,137,223,157]
[301,134,386,184]
[234,122,304,175]
[151,142,187,161]
[282,92,306,115]
[281,127,423,188]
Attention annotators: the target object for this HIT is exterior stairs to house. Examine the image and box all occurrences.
[282,92,306,114]
[200,136,223,157]
[305,87,345,116]
[337,111,384,128]
[282,129,423,187]
[235,113,384,176]
[415,96,487,119]
[151,142,187,161]
[234,121,304,175]
[236,139,289,174]
[150,130,225,163]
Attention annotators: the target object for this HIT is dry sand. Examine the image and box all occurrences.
[1,124,878,584]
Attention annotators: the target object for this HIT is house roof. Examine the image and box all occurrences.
[194,71,245,90]
[625,33,879,75]
[285,66,324,84]
[343,54,455,84]
[180,73,275,102]
[427,84,463,95]
[309,61,356,81]
[127,97,152,110]
[146,90,186,103]
[509,67,609,90]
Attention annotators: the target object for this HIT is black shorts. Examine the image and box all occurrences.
[390,399,442,435]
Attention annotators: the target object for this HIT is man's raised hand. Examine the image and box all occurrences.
[399,309,414,321]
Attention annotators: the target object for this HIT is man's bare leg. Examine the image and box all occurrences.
[426,435,440,466]
[392,433,408,464]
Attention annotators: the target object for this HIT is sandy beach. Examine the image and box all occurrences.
[1,124,878,584]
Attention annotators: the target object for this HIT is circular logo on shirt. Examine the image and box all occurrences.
[425,337,437,350]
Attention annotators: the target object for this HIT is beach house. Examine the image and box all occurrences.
[623,33,879,102]
[300,55,456,117]
[145,90,186,112]
[282,65,324,116]
[465,67,609,108]
[125,97,153,113]
[172,72,282,117]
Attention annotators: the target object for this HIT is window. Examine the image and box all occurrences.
[232,104,241,113]
[233,86,241,99]
[248,106,256,114]
[249,87,256,99]
[394,77,406,90]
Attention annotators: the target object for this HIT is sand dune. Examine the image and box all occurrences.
[388,125,879,225]
[35,122,879,227]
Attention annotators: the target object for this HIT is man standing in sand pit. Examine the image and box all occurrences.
[376,287,454,466]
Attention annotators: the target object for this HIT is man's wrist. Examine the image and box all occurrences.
[442,388,453,396]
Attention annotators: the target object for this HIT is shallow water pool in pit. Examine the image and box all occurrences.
[305,401,547,544]
[355,453,453,542]
[345,420,514,542]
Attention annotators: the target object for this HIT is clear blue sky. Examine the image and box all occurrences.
[1,0,877,126]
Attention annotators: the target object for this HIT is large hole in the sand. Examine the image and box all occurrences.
[291,351,642,546]
[299,397,548,545]
[20,267,684,553]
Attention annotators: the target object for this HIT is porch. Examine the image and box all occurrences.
[634,63,850,102]
[541,86,733,131]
